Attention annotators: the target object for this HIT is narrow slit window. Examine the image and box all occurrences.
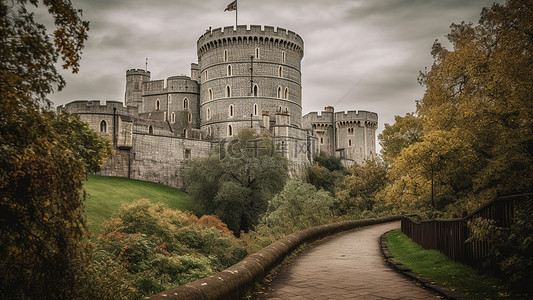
[225,85,231,98]
[228,124,233,136]
[99,120,107,133]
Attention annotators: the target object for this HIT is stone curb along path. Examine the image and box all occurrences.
[380,230,465,300]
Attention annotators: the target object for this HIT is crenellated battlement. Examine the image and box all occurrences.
[141,76,199,96]
[197,25,304,56]
[57,100,138,116]
[335,110,378,123]
[126,69,151,77]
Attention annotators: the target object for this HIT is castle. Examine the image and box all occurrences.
[58,25,378,189]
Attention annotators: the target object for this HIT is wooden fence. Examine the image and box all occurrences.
[401,193,531,268]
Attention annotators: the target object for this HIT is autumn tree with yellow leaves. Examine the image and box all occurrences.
[0,1,110,298]
[381,0,533,216]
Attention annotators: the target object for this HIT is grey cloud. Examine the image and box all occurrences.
[49,0,504,153]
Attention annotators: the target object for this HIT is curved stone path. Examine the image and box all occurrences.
[256,221,440,299]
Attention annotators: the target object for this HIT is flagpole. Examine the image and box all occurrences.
[235,0,238,28]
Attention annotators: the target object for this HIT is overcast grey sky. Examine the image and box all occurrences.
[48,0,503,147]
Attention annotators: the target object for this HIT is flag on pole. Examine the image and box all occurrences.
[224,0,237,12]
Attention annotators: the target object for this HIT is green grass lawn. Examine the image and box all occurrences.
[385,229,512,299]
[83,175,191,235]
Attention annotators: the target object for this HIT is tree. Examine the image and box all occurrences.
[185,130,289,236]
[0,0,96,298]
[262,180,336,235]
[248,180,337,251]
[51,112,112,174]
[378,113,423,166]
[337,160,389,213]
[305,151,347,195]
[384,0,533,216]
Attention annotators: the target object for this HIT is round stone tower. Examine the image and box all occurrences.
[197,25,304,139]
[125,69,151,108]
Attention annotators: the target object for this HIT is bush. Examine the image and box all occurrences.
[93,199,247,298]
[247,180,336,251]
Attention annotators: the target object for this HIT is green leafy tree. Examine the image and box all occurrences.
[337,160,389,213]
[249,180,336,251]
[306,151,347,195]
[185,130,289,236]
[313,151,345,172]
[51,111,112,173]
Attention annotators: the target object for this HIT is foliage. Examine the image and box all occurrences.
[0,0,100,298]
[477,199,533,293]
[248,180,336,251]
[185,129,289,236]
[382,0,533,216]
[94,199,247,298]
[313,151,345,172]
[378,113,423,166]
[51,112,112,173]
[305,152,347,195]
[336,160,390,214]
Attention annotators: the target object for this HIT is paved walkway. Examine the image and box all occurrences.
[257,221,440,299]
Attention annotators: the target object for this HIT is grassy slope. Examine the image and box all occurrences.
[83,175,191,235]
[386,229,511,299]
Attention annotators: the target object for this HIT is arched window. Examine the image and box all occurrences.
[229,104,234,117]
[227,64,232,76]
[277,86,282,98]
[207,126,212,136]
[208,88,213,100]
[284,87,289,99]
[225,85,231,98]
[253,84,258,97]
[278,66,283,77]
[253,103,258,116]
[184,149,191,159]
[223,49,228,62]
[155,99,160,111]
[207,108,211,120]
[99,120,107,133]
[149,125,154,135]
[227,124,233,137]
[183,128,188,138]
[183,98,189,109]
[171,112,176,123]
[348,139,352,146]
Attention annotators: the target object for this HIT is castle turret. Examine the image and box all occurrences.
[197,25,304,139]
[125,69,151,108]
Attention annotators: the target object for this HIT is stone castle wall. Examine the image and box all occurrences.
[303,107,378,166]
[198,25,304,140]
[59,25,378,190]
